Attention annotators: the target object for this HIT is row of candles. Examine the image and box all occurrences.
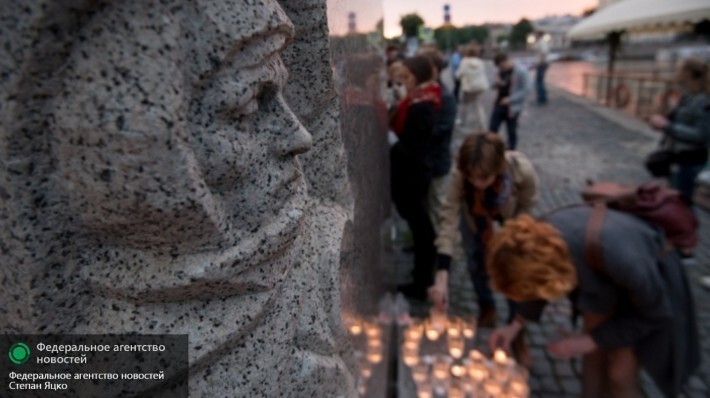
[402,311,530,398]
[344,314,386,396]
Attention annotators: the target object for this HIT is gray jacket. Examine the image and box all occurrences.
[507,64,531,115]
[518,206,699,397]
[662,92,710,153]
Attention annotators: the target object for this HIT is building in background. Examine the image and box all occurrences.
[533,15,582,50]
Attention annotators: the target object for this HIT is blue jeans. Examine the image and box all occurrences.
[460,218,517,320]
[489,105,519,150]
[535,63,548,104]
[671,164,704,202]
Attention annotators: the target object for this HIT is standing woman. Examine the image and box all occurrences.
[647,57,710,202]
[455,45,489,131]
[391,56,441,299]
[428,132,538,326]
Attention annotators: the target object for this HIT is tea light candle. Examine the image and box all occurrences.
[412,363,429,384]
[467,362,488,383]
[483,379,503,396]
[348,322,363,336]
[446,316,462,338]
[450,363,466,378]
[462,318,476,339]
[448,334,465,359]
[432,356,452,380]
[494,348,508,364]
[365,324,382,339]
[469,349,485,362]
[425,325,441,341]
[406,322,424,341]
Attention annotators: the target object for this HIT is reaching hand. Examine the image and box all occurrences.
[648,114,669,130]
[428,270,449,312]
[546,334,598,359]
[488,323,522,352]
[499,97,510,105]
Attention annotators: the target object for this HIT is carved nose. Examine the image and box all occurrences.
[257,83,312,157]
[281,112,312,156]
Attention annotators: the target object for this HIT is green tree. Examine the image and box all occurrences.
[434,25,489,51]
[400,13,424,38]
[509,18,534,49]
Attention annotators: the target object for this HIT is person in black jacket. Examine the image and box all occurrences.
[390,55,441,300]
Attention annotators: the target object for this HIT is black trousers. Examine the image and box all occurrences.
[391,157,436,291]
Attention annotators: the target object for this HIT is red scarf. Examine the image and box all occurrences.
[391,81,442,135]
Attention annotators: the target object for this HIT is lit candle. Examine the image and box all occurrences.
[406,323,423,341]
[365,324,381,339]
[402,343,419,367]
[462,318,476,339]
[483,379,503,396]
[447,316,462,338]
[450,363,466,378]
[403,339,418,351]
[416,379,432,398]
[412,363,428,383]
[494,348,508,364]
[425,325,441,341]
[449,381,465,398]
[468,363,489,383]
[448,334,465,359]
[348,323,362,336]
[360,365,372,379]
[432,356,452,381]
[469,349,485,362]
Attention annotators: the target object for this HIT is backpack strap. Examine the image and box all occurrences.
[585,202,607,272]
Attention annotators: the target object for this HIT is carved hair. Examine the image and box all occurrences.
[486,214,578,301]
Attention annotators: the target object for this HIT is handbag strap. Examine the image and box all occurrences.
[585,202,607,273]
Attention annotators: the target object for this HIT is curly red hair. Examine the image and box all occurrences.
[486,215,578,301]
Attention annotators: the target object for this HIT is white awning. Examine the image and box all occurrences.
[568,0,710,39]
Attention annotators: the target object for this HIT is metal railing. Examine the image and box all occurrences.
[582,72,679,119]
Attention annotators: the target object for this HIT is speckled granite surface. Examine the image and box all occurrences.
[0,1,373,396]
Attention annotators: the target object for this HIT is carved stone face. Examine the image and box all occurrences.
[52,1,311,256]
[46,0,313,301]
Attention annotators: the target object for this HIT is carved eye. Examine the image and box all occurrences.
[256,83,278,110]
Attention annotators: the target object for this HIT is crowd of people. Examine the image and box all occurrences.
[384,42,709,397]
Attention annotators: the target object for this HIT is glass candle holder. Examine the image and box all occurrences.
[446,316,462,338]
[467,361,489,383]
[412,363,429,384]
[432,355,452,381]
[365,322,382,339]
[483,378,503,396]
[462,316,477,340]
[416,379,433,398]
[406,319,424,341]
[402,344,419,367]
[447,333,465,359]
[450,362,466,378]
[425,316,444,341]
[449,379,465,398]
[366,341,383,364]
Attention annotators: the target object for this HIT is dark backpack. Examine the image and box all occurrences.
[580,180,698,269]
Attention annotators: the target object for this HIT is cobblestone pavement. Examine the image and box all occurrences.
[393,86,710,397]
